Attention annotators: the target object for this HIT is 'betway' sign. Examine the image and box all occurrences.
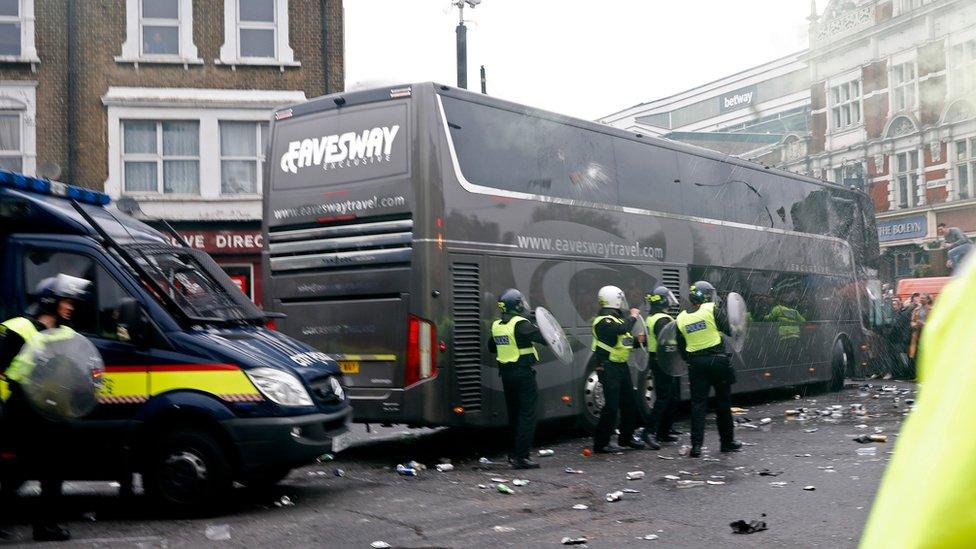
[279,125,400,174]
[718,85,758,113]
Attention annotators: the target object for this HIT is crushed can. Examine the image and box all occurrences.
[435,463,455,472]
[538,449,555,457]
[497,483,514,494]
[396,464,418,476]
[606,490,624,502]
[626,471,645,480]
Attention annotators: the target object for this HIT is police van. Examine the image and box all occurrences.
[0,170,351,509]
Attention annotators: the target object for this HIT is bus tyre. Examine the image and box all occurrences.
[579,363,604,434]
[144,429,232,513]
[830,339,850,392]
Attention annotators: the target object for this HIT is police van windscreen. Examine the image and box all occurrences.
[270,101,408,191]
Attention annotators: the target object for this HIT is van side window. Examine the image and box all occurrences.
[23,251,137,341]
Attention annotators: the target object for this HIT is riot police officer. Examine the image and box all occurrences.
[488,289,546,470]
[675,281,742,458]
[0,275,89,541]
[590,285,646,453]
[638,286,681,449]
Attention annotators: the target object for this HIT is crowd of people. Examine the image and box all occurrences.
[884,291,933,380]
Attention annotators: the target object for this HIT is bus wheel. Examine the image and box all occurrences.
[579,363,605,434]
[829,339,851,392]
[144,429,231,513]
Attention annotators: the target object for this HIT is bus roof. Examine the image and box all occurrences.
[277,82,867,201]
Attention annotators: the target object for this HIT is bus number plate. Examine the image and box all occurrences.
[339,361,360,374]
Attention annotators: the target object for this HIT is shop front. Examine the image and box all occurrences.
[150,222,264,304]
[877,214,930,282]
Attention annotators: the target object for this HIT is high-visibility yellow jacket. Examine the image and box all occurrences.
[860,259,976,548]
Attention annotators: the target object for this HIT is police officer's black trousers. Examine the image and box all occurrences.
[687,354,735,447]
[594,361,639,448]
[644,357,680,439]
[2,385,66,524]
[499,364,538,460]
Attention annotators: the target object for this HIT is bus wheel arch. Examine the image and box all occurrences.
[830,335,854,392]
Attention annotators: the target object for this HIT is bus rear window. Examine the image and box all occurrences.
[269,101,410,191]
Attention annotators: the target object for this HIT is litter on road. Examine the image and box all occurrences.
[538,449,554,456]
[565,467,584,474]
[274,495,294,507]
[730,519,768,535]
[804,486,816,491]
[626,471,645,480]
[370,542,392,549]
[561,537,588,545]
[606,490,624,502]
[512,479,529,486]
[205,525,231,541]
[497,484,514,494]
[572,504,588,510]
[435,463,455,472]
[396,464,418,476]
[643,534,660,540]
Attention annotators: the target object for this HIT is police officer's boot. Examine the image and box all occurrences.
[720,440,743,453]
[512,457,540,470]
[689,445,702,458]
[638,431,661,450]
[594,442,626,454]
[33,523,70,542]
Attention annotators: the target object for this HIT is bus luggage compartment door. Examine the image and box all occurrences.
[277,296,406,390]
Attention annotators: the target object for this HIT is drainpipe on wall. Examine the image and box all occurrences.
[320,0,330,95]
[66,0,78,183]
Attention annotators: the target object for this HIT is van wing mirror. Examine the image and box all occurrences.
[117,297,150,347]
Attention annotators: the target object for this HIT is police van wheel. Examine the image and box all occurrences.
[829,339,850,392]
[578,364,604,434]
[145,430,232,512]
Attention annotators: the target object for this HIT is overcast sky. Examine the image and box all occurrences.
[343,1,831,121]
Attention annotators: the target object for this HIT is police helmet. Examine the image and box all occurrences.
[597,285,628,311]
[497,288,527,314]
[645,286,678,310]
[689,281,716,305]
[30,274,91,316]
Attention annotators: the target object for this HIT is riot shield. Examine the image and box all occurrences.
[20,329,104,421]
[627,313,647,373]
[726,292,749,353]
[655,321,688,376]
[535,307,573,365]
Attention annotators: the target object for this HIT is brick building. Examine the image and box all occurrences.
[778,0,976,282]
[603,0,976,284]
[0,0,344,302]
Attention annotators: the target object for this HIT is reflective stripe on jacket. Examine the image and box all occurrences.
[591,315,633,363]
[676,302,722,353]
[491,316,539,364]
[645,312,673,354]
[6,325,77,383]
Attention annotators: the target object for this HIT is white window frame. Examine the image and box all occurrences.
[953,136,976,201]
[830,80,862,131]
[218,121,267,197]
[895,0,924,16]
[891,61,918,114]
[218,0,298,67]
[892,150,922,209]
[0,81,36,175]
[0,111,22,172]
[121,120,201,196]
[117,0,201,65]
[949,38,976,98]
[0,0,37,64]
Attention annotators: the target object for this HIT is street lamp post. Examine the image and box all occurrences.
[453,0,481,89]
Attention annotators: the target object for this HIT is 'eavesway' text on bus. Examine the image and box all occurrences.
[279,125,400,174]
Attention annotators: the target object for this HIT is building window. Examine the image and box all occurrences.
[954,137,976,200]
[140,0,180,56]
[891,62,917,112]
[0,112,21,172]
[122,120,200,194]
[895,0,925,15]
[219,121,267,195]
[218,0,296,66]
[894,150,920,209]
[949,39,976,97]
[0,0,36,61]
[119,0,199,63]
[830,80,862,130]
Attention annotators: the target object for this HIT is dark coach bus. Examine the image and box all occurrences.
[262,83,882,429]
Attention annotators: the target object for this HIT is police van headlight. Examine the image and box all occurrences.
[246,368,313,407]
[329,376,345,402]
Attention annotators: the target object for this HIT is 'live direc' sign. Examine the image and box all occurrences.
[164,231,264,253]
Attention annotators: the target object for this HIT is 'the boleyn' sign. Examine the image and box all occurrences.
[718,85,758,113]
[877,215,927,243]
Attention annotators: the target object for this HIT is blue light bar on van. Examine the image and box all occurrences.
[0,169,111,206]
